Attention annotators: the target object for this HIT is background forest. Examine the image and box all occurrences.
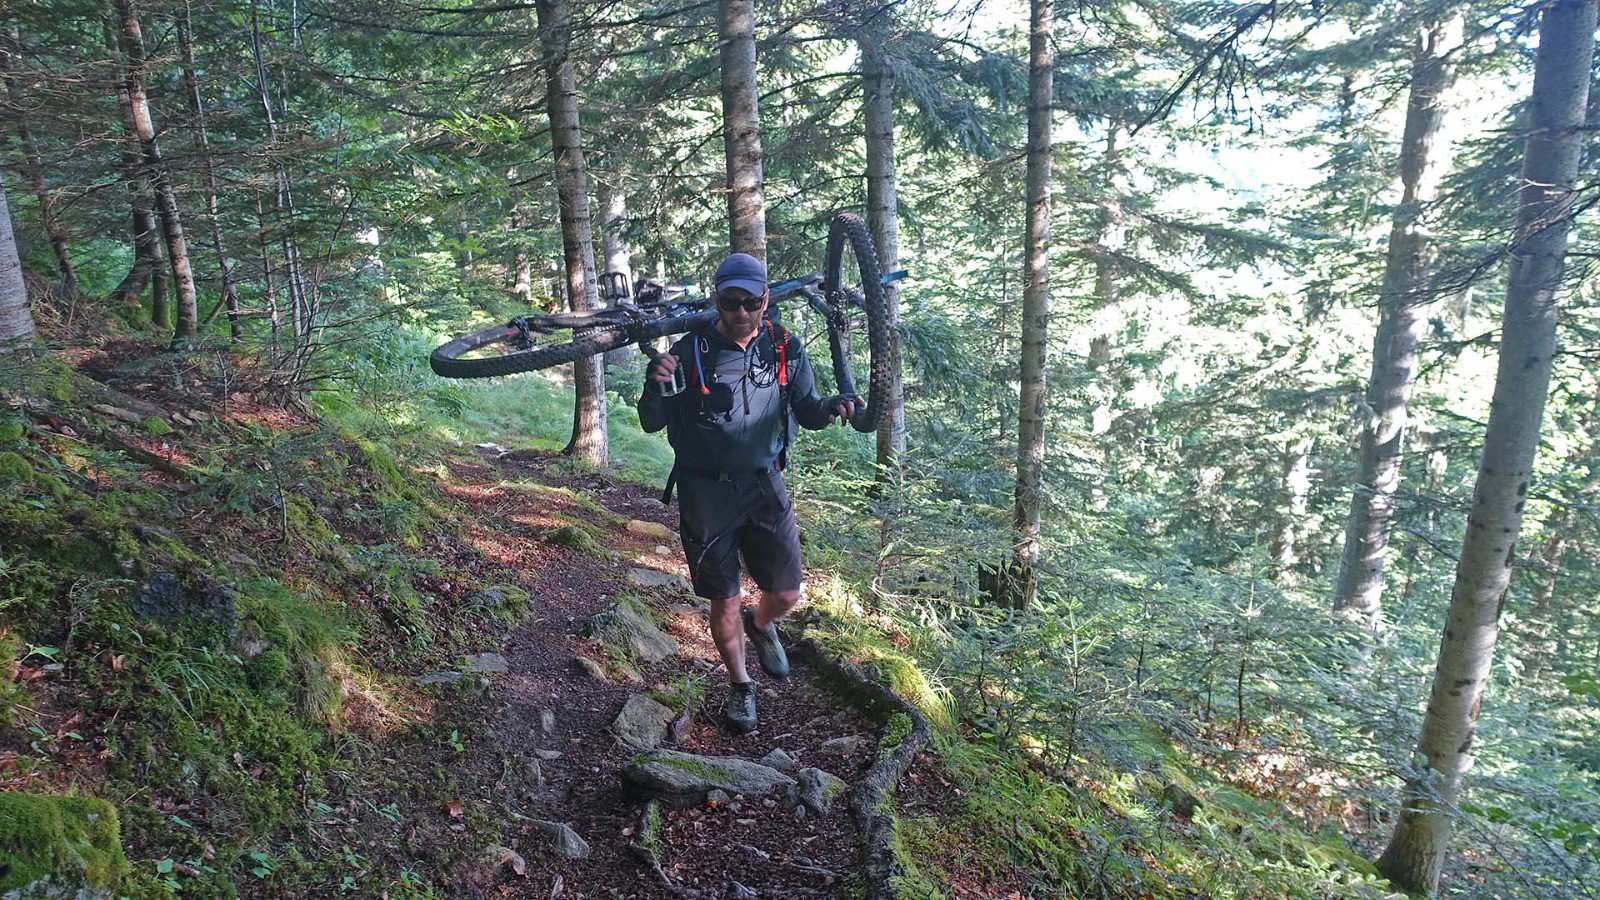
[1,0,1598,897]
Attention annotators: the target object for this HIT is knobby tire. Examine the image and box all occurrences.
[429,308,717,379]
[823,213,892,434]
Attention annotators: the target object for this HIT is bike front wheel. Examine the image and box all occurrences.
[429,307,717,379]
[821,213,892,433]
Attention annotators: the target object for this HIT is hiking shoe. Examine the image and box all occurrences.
[742,609,790,678]
[723,681,757,733]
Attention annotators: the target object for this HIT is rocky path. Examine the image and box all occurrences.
[435,447,879,898]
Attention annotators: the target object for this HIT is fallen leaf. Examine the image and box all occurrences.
[445,799,464,818]
[110,654,126,671]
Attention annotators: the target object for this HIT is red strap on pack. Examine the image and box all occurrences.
[766,321,787,387]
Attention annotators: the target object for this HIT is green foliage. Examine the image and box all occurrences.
[0,793,129,893]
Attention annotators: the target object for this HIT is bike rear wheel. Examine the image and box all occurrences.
[430,307,717,379]
[821,213,892,433]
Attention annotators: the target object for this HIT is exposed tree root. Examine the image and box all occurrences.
[789,635,931,900]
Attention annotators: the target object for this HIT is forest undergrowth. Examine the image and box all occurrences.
[0,311,1579,898]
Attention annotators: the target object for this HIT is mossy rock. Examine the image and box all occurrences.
[0,792,128,897]
[140,417,171,436]
[0,452,33,486]
[0,421,24,443]
[543,524,603,554]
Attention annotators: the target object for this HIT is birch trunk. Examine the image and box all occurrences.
[1376,2,1596,891]
[1,27,76,295]
[0,180,33,347]
[177,1,240,340]
[1334,15,1465,627]
[107,18,160,318]
[862,32,905,478]
[1011,0,1053,611]
[115,0,199,342]
[718,0,765,257]
[596,160,635,371]
[537,0,607,467]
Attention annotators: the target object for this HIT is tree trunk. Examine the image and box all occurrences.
[537,0,607,468]
[0,27,76,295]
[1269,437,1313,585]
[115,0,199,343]
[0,179,33,347]
[862,31,905,479]
[177,1,240,341]
[596,158,636,372]
[718,0,765,257]
[1376,2,1596,892]
[107,18,160,318]
[1333,15,1464,627]
[1087,124,1126,374]
[1011,0,1053,612]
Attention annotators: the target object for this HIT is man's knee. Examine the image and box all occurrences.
[709,596,743,624]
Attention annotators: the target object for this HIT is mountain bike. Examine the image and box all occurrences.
[429,213,898,433]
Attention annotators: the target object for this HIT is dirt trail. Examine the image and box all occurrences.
[436,448,875,898]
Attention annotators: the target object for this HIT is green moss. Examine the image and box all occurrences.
[545,524,603,554]
[0,450,33,485]
[0,420,24,443]
[247,648,291,688]
[0,793,129,893]
[141,416,172,436]
[882,712,913,751]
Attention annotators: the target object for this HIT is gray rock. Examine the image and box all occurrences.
[706,789,731,806]
[415,672,463,686]
[574,656,608,681]
[539,709,556,735]
[522,757,544,786]
[462,653,509,674]
[532,820,590,859]
[759,748,796,773]
[478,844,525,877]
[790,767,847,815]
[819,735,867,755]
[587,602,678,664]
[727,882,759,899]
[133,571,236,623]
[534,749,563,760]
[627,567,692,591]
[623,750,795,808]
[627,519,677,542]
[611,695,677,751]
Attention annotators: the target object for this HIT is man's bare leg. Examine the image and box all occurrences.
[709,595,751,683]
[753,587,801,632]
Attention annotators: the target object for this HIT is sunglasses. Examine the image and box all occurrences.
[715,293,766,313]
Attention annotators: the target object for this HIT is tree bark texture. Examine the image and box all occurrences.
[1334,15,1464,626]
[1376,2,1596,892]
[115,0,199,342]
[1269,437,1313,585]
[1,27,76,295]
[537,0,608,467]
[862,32,905,478]
[108,18,163,321]
[177,1,240,340]
[1011,0,1053,610]
[596,162,636,371]
[718,0,765,257]
[0,179,33,346]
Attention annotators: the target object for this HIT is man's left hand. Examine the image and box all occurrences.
[824,395,865,426]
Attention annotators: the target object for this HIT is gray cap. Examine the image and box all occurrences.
[713,252,767,296]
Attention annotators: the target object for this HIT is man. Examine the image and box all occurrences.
[638,252,860,733]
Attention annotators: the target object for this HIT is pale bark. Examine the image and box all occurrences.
[719,0,765,257]
[1,27,76,295]
[0,180,33,346]
[862,32,905,478]
[178,1,240,340]
[108,19,162,320]
[1376,2,1596,891]
[116,0,199,342]
[596,160,635,371]
[1334,15,1464,627]
[537,0,607,467]
[1269,438,1313,585]
[1011,0,1053,611]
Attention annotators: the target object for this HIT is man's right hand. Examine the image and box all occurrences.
[648,352,679,383]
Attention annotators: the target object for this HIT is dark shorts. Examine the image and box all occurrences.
[676,469,803,600]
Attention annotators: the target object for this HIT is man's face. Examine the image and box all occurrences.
[715,287,768,339]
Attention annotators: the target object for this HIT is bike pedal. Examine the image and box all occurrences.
[657,367,686,397]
